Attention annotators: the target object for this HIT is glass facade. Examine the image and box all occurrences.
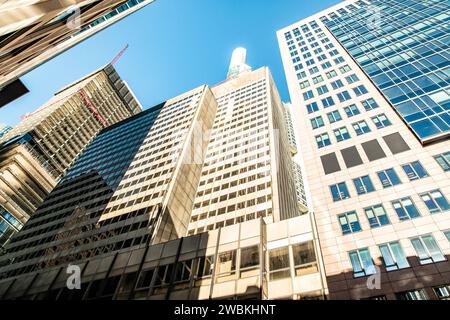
[325,0,450,142]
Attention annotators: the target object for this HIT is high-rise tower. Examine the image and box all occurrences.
[0,64,142,249]
[0,50,325,301]
[0,0,155,107]
[278,0,450,300]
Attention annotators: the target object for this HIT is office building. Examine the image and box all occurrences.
[278,0,450,300]
[0,0,155,107]
[0,64,141,249]
[0,49,326,300]
[188,49,300,235]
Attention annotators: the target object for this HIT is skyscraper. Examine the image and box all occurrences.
[188,50,300,235]
[0,0,155,107]
[278,0,450,300]
[0,49,326,300]
[0,64,142,249]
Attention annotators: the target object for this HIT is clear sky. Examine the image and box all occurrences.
[0,0,340,126]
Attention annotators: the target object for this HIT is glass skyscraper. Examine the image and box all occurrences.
[278,0,450,300]
[324,0,450,143]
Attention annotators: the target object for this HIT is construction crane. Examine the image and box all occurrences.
[110,44,129,65]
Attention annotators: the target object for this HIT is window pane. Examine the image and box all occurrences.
[240,245,259,269]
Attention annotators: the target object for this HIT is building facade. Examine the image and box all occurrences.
[0,50,326,300]
[0,0,155,106]
[278,0,450,300]
[188,58,300,235]
[0,64,141,250]
[0,124,12,139]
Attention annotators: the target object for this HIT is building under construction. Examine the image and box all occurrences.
[0,63,142,251]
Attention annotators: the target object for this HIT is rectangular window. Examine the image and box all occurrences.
[353,175,375,195]
[344,104,360,117]
[292,241,318,276]
[434,285,450,300]
[334,56,345,64]
[396,290,428,300]
[331,79,344,90]
[352,120,371,135]
[338,211,361,234]
[327,110,342,123]
[325,70,337,78]
[311,116,324,129]
[337,90,351,102]
[299,80,310,89]
[312,75,324,84]
[420,190,450,214]
[339,65,351,73]
[377,168,401,188]
[345,74,359,84]
[401,161,428,181]
[306,102,319,113]
[434,152,450,171]
[240,245,259,277]
[379,241,409,271]
[353,85,368,96]
[321,96,335,108]
[216,250,237,280]
[321,61,332,69]
[364,204,390,228]
[317,85,329,95]
[410,235,445,264]
[372,114,391,128]
[349,248,375,277]
[330,182,350,202]
[309,66,319,75]
[303,90,314,100]
[334,126,351,142]
[361,98,378,111]
[268,247,290,280]
[392,197,421,221]
[316,133,331,148]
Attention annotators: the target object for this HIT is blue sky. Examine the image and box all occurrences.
[0,0,340,126]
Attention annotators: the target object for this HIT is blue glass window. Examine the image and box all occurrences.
[338,211,361,235]
[377,168,401,188]
[392,197,421,221]
[330,182,350,202]
[365,204,390,228]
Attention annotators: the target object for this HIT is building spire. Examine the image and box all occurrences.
[227,47,252,79]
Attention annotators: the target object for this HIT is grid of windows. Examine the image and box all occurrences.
[326,0,450,142]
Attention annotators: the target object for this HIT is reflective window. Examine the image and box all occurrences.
[392,197,421,220]
[364,204,390,228]
[338,211,361,235]
[377,168,401,188]
[353,175,375,195]
[420,190,450,214]
[401,161,428,181]
[330,182,350,201]
[292,241,318,276]
[372,114,392,129]
[410,235,445,264]
[434,152,450,171]
[334,126,351,142]
[379,241,409,271]
[349,248,375,278]
[268,247,290,280]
